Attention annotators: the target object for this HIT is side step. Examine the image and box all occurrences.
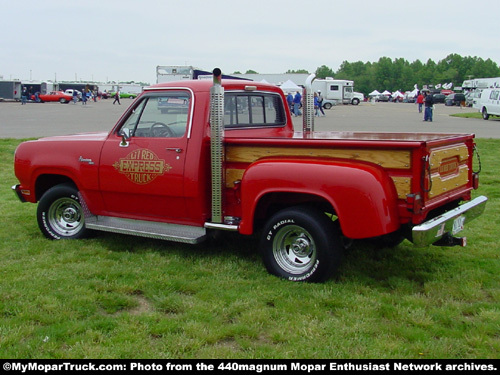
[85,216,207,244]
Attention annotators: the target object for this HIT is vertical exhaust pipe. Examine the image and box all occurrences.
[210,68,225,223]
[303,73,316,134]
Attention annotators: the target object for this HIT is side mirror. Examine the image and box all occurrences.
[119,128,130,147]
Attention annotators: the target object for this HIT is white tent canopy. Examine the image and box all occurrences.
[392,91,404,98]
[369,90,381,96]
[381,90,392,95]
[279,79,302,93]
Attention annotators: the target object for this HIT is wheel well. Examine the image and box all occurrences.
[35,174,76,201]
[252,192,336,231]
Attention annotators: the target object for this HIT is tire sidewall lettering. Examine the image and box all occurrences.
[41,211,61,240]
[288,259,320,281]
[266,219,295,241]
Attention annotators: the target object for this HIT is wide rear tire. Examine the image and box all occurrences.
[261,206,342,282]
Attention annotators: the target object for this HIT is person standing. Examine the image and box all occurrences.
[314,92,320,117]
[286,92,293,113]
[293,91,302,117]
[81,89,87,105]
[317,90,325,116]
[416,91,424,113]
[423,91,434,122]
[21,87,28,105]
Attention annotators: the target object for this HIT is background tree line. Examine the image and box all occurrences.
[314,54,500,96]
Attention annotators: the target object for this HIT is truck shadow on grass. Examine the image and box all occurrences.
[92,230,446,288]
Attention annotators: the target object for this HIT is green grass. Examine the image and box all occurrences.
[1,138,499,359]
[450,112,482,119]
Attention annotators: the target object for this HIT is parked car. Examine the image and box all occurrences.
[64,89,82,101]
[109,92,138,99]
[376,95,390,102]
[38,91,73,103]
[432,94,446,103]
[445,93,466,106]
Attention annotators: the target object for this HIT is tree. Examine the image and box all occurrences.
[286,69,309,74]
[315,65,335,79]
[245,69,258,74]
[312,54,500,96]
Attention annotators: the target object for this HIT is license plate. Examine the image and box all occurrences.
[452,216,466,235]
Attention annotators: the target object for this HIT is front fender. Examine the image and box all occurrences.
[239,157,400,238]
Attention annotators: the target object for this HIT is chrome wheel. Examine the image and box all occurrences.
[273,225,317,275]
[37,184,90,240]
[262,207,343,282]
[47,197,84,237]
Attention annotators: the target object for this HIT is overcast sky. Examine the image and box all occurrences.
[2,0,499,84]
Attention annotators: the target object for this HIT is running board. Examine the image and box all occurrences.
[85,216,207,244]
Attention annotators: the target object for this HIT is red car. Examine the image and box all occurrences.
[38,91,73,104]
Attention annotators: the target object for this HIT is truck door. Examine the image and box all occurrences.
[99,91,191,221]
[343,86,353,103]
[490,90,500,115]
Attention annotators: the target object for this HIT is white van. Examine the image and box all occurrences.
[478,88,500,120]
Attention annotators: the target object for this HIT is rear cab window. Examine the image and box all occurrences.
[224,92,286,129]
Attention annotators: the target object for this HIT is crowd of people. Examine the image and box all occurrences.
[286,90,326,117]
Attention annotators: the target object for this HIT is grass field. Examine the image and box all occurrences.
[0,138,498,359]
[450,112,483,119]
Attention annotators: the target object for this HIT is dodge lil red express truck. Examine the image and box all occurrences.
[13,70,487,282]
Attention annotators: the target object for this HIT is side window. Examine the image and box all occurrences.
[224,93,286,128]
[330,85,339,91]
[120,92,190,138]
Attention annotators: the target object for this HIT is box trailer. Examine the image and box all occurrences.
[0,80,22,101]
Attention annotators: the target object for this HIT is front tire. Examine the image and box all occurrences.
[37,183,89,240]
[261,206,342,282]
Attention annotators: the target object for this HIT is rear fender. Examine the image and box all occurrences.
[238,157,400,238]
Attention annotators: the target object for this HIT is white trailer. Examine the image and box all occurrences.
[312,78,364,108]
[0,80,22,101]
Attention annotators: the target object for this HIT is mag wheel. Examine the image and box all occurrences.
[37,183,89,240]
[261,206,342,282]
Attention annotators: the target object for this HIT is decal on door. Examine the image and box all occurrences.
[113,148,172,185]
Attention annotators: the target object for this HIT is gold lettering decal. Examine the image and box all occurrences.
[113,149,172,185]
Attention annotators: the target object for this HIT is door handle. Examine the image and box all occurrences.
[166,148,183,153]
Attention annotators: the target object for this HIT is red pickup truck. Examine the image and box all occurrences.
[12,71,487,282]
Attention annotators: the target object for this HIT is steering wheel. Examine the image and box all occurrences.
[150,122,175,137]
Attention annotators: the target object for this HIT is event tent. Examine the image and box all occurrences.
[280,79,302,93]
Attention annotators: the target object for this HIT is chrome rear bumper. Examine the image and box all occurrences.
[412,196,488,247]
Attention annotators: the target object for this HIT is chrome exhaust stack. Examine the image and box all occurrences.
[210,68,225,224]
[303,73,316,134]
